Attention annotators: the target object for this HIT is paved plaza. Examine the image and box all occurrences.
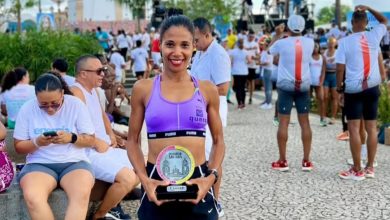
[123,91,390,219]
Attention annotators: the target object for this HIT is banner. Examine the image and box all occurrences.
[37,13,56,30]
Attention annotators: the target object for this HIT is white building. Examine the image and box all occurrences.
[67,0,153,22]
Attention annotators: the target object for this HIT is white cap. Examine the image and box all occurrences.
[287,15,305,33]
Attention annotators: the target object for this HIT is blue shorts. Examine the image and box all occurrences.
[18,161,94,182]
[277,89,310,115]
[323,72,337,88]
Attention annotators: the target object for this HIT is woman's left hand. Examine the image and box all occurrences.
[51,131,71,144]
[181,175,215,204]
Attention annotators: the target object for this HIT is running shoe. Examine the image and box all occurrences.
[227,99,234,105]
[339,167,366,181]
[105,204,131,220]
[319,120,327,127]
[271,160,289,172]
[364,167,375,178]
[216,201,224,217]
[337,131,349,141]
[302,160,314,171]
[273,117,279,126]
[249,98,252,104]
[328,117,336,125]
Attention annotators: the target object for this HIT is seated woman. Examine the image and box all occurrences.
[0,121,14,193]
[1,67,35,129]
[127,15,225,220]
[13,73,96,220]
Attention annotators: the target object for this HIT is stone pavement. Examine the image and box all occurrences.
[122,91,390,219]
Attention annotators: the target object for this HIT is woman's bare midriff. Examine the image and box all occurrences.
[147,136,206,166]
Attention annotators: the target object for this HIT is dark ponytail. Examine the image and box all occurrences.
[35,72,73,95]
[1,67,28,92]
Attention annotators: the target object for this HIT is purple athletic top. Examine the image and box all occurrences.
[145,75,207,139]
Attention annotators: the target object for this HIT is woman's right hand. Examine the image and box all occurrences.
[35,135,53,147]
[142,178,171,206]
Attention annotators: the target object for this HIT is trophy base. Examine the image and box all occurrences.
[156,184,199,200]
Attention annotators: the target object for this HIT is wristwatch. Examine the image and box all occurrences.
[206,169,219,184]
[70,133,78,144]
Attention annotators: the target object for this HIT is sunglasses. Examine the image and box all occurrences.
[39,97,64,111]
[82,66,108,76]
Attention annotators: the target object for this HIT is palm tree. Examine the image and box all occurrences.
[115,0,148,32]
[335,0,341,27]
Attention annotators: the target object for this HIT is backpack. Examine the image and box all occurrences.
[378,123,390,145]
[0,140,14,192]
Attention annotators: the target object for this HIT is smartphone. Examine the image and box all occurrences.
[42,131,58,137]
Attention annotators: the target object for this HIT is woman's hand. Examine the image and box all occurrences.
[181,175,215,204]
[142,178,171,206]
[51,131,71,144]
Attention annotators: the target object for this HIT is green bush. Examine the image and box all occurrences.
[378,84,390,126]
[0,30,101,82]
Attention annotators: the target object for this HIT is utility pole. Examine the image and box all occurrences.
[38,0,42,13]
[285,0,289,19]
[335,0,341,27]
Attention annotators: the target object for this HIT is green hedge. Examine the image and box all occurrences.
[379,84,390,126]
[0,31,101,82]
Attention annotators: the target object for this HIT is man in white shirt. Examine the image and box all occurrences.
[336,5,388,181]
[326,23,342,39]
[52,58,75,86]
[244,30,259,104]
[71,55,138,219]
[191,17,231,217]
[268,15,315,172]
[109,48,126,83]
[130,40,150,80]
[141,27,151,51]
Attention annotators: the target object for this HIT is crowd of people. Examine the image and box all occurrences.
[0,3,389,220]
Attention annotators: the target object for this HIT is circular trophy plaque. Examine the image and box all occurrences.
[156,145,195,185]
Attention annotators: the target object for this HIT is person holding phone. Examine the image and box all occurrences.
[127,15,225,220]
[13,73,96,220]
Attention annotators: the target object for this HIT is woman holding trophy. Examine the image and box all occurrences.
[126,15,225,220]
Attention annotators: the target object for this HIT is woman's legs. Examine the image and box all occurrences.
[263,70,273,104]
[60,169,94,220]
[20,172,57,220]
[315,86,325,120]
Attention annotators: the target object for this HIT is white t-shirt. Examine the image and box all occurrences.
[117,34,129,49]
[269,36,314,91]
[244,40,259,69]
[326,27,341,39]
[142,33,150,50]
[130,47,149,72]
[335,24,387,93]
[62,75,75,87]
[310,55,323,86]
[13,95,94,164]
[190,40,231,85]
[110,52,125,77]
[260,50,273,71]
[229,48,249,75]
[2,84,35,122]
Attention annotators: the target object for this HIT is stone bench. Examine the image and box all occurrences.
[2,129,141,219]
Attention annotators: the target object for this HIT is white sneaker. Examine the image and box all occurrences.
[265,103,273,109]
[346,159,378,168]
[260,103,268,109]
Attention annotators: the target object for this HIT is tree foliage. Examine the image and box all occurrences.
[165,0,238,23]
[317,4,351,25]
[0,31,100,81]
